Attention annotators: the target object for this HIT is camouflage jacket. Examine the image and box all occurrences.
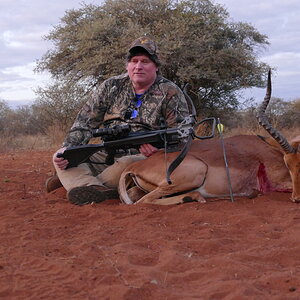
[63,73,189,147]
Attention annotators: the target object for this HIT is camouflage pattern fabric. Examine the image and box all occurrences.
[62,74,189,147]
[129,36,158,56]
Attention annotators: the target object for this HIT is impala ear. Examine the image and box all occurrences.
[289,142,299,153]
[290,135,300,143]
[290,135,300,152]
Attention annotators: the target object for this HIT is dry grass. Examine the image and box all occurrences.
[45,124,67,146]
[0,135,59,152]
[223,127,263,137]
[0,126,299,153]
[224,126,300,141]
[0,124,68,153]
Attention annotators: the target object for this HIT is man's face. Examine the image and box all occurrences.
[126,54,158,88]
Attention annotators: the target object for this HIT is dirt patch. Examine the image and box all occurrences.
[1,150,300,299]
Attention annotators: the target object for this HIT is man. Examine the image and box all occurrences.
[51,36,189,205]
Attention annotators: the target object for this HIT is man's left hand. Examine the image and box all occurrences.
[139,144,158,157]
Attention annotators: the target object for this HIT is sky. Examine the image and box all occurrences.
[1,0,300,108]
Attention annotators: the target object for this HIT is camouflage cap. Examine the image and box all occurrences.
[128,36,158,56]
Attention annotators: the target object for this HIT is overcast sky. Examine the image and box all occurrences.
[1,0,300,108]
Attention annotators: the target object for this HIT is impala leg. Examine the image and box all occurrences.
[134,187,164,204]
[127,186,147,202]
[135,190,206,205]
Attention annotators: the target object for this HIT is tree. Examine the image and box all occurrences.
[0,100,42,136]
[6,106,40,135]
[36,0,270,118]
[230,97,300,131]
[34,81,89,133]
[269,97,300,129]
[0,100,12,134]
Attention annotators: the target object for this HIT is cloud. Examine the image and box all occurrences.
[0,0,90,103]
[1,0,300,105]
[1,30,49,49]
[217,0,300,100]
[0,30,51,69]
[264,52,300,70]
[0,63,50,102]
[218,0,300,50]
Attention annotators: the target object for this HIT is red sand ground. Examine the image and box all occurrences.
[1,150,300,300]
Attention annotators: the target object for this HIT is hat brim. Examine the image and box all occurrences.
[129,45,155,56]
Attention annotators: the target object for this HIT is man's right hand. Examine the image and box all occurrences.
[53,147,69,170]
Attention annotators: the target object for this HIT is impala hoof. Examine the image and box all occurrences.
[182,196,197,203]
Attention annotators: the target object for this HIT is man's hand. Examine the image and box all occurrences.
[139,144,158,157]
[53,147,69,170]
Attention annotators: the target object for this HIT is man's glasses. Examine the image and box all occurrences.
[130,98,142,118]
[125,98,143,119]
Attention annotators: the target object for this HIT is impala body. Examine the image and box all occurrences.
[118,135,300,205]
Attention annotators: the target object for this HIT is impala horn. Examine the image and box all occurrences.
[256,69,296,154]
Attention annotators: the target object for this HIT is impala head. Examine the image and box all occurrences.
[256,70,300,202]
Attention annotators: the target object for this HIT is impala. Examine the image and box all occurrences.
[118,71,300,205]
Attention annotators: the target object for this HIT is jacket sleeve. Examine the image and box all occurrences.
[62,80,110,147]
